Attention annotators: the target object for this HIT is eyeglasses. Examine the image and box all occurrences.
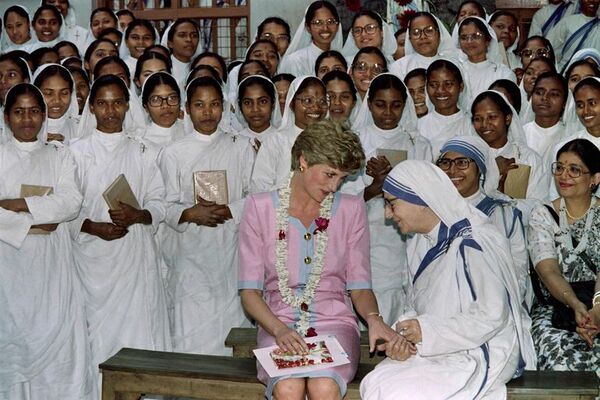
[327,91,355,103]
[459,31,485,42]
[436,157,473,170]
[317,64,345,76]
[551,162,590,178]
[409,25,438,39]
[148,94,180,107]
[259,32,290,44]
[353,62,385,75]
[310,18,339,28]
[295,96,329,108]
[351,23,380,37]
[520,47,550,59]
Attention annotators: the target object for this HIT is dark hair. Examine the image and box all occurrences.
[257,16,291,39]
[0,52,31,81]
[305,1,339,26]
[573,76,600,97]
[93,55,130,83]
[62,56,82,69]
[53,41,80,58]
[186,76,223,105]
[489,79,522,113]
[84,39,118,63]
[33,5,62,26]
[141,71,180,107]
[125,19,156,41]
[272,73,295,84]
[98,27,123,41]
[191,51,228,82]
[404,67,426,83]
[525,56,557,77]
[394,27,407,38]
[41,0,70,8]
[4,6,30,26]
[565,59,600,81]
[294,76,326,99]
[471,90,512,121]
[322,70,357,101]
[238,59,271,82]
[90,7,117,26]
[408,12,438,31]
[533,71,568,103]
[518,36,556,64]
[246,39,279,61]
[116,9,135,19]
[89,73,129,103]
[167,18,199,42]
[315,50,347,76]
[488,10,518,26]
[556,139,600,182]
[352,46,387,70]
[459,17,492,41]
[351,9,382,28]
[237,75,276,108]
[4,83,46,115]
[186,64,222,86]
[30,47,59,71]
[227,60,243,74]
[456,0,486,19]
[368,74,408,102]
[426,59,464,84]
[134,51,171,82]
[66,65,89,86]
[143,44,171,59]
[33,64,74,92]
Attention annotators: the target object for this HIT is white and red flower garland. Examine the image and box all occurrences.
[275,173,333,337]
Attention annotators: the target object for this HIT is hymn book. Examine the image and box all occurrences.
[376,149,408,168]
[102,174,141,210]
[20,184,54,234]
[193,170,229,205]
[504,164,531,199]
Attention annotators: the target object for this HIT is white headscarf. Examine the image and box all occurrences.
[278,75,325,133]
[404,13,457,58]
[234,74,282,129]
[454,16,504,66]
[32,63,80,143]
[83,8,119,47]
[3,83,49,143]
[562,47,600,76]
[472,89,528,146]
[424,57,472,114]
[119,20,160,60]
[31,6,67,49]
[487,11,521,69]
[284,3,344,56]
[0,6,39,53]
[341,13,397,60]
[160,20,202,60]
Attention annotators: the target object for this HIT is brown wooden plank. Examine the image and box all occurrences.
[130,6,250,21]
[507,371,598,394]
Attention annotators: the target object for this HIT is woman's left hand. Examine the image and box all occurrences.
[396,319,422,344]
[366,314,399,353]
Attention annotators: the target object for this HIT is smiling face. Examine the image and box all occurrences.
[5,93,45,142]
[531,76,566,121]
[438,151,480,197]
[555,151,600,198]
[568,63,596,92]
[306,7,339,51]
[317,56,345,79]
[91,11,116,39]
[5,11,31,45]
[249,43,279,76]
[368,87,405,130]
[575,84,600,136]
[427,67,463,116]
[72,72,89,114]
[145,83,180,128]
[408,15,440,57]
[39,74,71,119]
[406,74,427,117]
[291,83,327,129]
[186,85,223,135]
[472,97,511,148]
[383,194,439,234]
[126,25,155,59]
[351,52,386,96]
[580,0,600,17]
[168,22,199,62]
[240,83,274,133]
[326,78,356,123]
[89,83,128,133]
[458,23,489,63]
[297,156,348,203]
[352,15,383,49]
[523,59,553,97]
[34,9,61,43]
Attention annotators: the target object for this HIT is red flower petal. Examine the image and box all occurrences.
[306,327,318,337]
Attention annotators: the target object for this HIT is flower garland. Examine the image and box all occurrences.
[275,172,333,336]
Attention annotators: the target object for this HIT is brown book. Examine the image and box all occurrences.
[376,148,408,168]
[20,184,53,234]
[193,170,229,205]
[504,164,531,199]
[102,174,141,210]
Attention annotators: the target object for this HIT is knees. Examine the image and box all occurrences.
[272,377,341,400]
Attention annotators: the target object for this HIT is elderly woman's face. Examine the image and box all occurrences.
[298,156,348,203]
[384,194,437,234]
[437,151,480,197]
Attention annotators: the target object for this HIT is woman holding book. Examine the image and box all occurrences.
[239,120,398,400]
[69,75,171,381]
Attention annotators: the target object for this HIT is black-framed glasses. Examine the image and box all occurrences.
[148,94,180,107]
[459,31,485,42]
[259,32,290,44]
[436,157,473,171]
[295,96,329,108]
[351,23,380,37]
[353,62,385,74]
[551,162,590,178]
[409,25,438,39]
[310,18,339,28]
[520,47,550,59]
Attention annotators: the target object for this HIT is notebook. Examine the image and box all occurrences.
[504,164,531,199]
[376,148,408,168]
[193,170,229,205]
[20,184,53,234]
[102,174,141,210]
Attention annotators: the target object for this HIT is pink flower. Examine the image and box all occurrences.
[278,230,286,240]
[313,217,329,234]
[397,9,417,30]
[306,327,318,337]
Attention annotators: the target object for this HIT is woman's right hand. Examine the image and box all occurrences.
[574,303,598,348]
[274,325,309,355]
[385,335,416,361]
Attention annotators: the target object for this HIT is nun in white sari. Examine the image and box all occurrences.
[0,83,93,400]
[30,5,67,51]
[0,6,39,54]
[341,11,397,66]
[360,160,536,400]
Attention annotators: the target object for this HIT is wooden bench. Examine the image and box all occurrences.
[100,347,599,400]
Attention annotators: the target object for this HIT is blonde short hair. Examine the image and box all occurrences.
[291,119,365,173]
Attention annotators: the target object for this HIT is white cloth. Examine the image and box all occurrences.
[30,11,67,51]
[523,120,568,161]
[547,14,600,71]
[142,120,186,148]
[159,128,252,355]
[418,109,473,155]
[529,0,579,37]
[0,6,39,54]
[360,161,536,400]
[0,137,93,399]
[69,129,171,373]
[341,18,397,63]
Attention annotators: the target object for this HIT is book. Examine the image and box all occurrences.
[102,174,141,210]
[193,170,229,205]
[504,164,531,199]
[20,184,54,234]
[376,148,408,168]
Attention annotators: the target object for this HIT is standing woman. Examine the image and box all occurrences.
[322,70,358,125]
[568,77,600,148]
[0,83,93,400]
[33,63,80,143]
[66,65,90,116]
[42,0,88,50]
[489,11,521,70]
[0,53,31,144]
[141,71,184,147]
[341,10,397,65]
[69,75,171,377]
[278,1,343,77]
[31,5,66,50]
[163,19,200,90]
[2,6,38,53]
[159,76,252,355]
[121,19,158,82]
[133,51,172,93]
[350,46,388,100]
[86,7,118,46]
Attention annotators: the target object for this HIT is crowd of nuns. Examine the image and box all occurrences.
[0,0,599,399]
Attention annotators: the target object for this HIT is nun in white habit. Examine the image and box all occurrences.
[0,83,94,400]
[340,73,432,324]
[29,5,67,51]
[341,12,397,66]
[0,6,39,54]
[360,160,536,400]
[69,75,171,378]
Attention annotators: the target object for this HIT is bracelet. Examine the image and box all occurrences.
[367,312,382,318]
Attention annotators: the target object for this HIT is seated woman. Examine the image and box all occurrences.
[437,135,532,309]
[360,160,536,400]
[528,138,600,373]
[239,120,397,400]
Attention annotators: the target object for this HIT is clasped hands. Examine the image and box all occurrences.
[84,201,148,241]
[383,319,422,362]
[182,196,231,227]
[575,304,599,348]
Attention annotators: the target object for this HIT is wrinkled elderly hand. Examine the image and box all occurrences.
[396,319,422,344]
[385,334,417,361]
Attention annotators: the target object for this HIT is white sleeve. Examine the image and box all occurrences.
[159,145,191,233]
